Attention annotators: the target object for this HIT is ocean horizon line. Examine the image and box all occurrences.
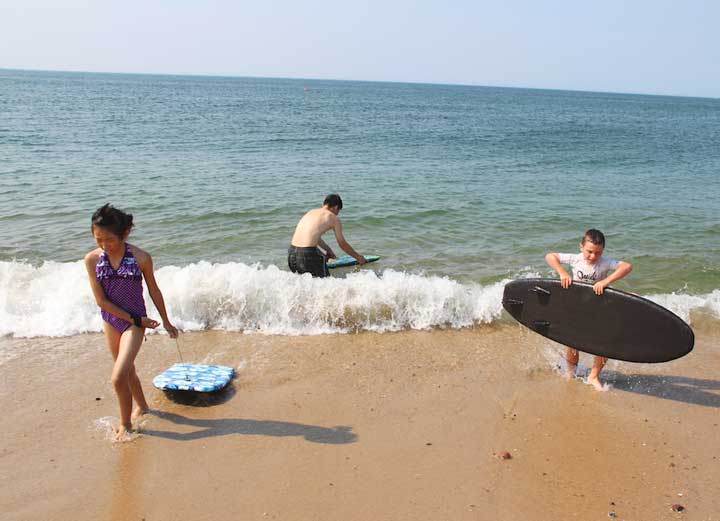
[2,66,718,101]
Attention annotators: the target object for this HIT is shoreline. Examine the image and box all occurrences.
[2,325,719,520]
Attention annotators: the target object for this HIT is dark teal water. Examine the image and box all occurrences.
[1,69,718,337]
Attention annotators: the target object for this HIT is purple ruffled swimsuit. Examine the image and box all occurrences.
[95,243,147,333]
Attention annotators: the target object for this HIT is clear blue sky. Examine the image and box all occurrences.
[2,0,718,97]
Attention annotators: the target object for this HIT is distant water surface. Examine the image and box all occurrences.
[1,69,718,337]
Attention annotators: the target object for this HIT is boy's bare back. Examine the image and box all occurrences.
[291,208,338,247]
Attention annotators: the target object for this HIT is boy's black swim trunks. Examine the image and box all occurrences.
[288,245,329,278]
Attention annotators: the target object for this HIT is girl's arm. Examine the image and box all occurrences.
[134,247,178,338]
[545,253,572,288]
[84,252,159,329]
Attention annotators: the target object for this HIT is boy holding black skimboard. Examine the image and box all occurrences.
[545,229,633,390]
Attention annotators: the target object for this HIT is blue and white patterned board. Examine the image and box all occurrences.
[327,255,380,269]
[153,363,234,392]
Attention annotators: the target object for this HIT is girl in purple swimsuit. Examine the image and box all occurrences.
[84,203,178,442]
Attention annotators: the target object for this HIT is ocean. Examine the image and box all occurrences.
[1,68,718,339]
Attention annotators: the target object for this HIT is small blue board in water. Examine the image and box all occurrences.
[327,255,380,269]
[153,363,234,392]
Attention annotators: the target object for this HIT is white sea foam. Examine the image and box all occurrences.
[148,262,510,335]
[1,260,718,338]
[646,290,720,323]
[0,260,103,337]
[92,416,119,441]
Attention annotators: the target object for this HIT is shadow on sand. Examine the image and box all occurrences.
[606,371,720,408]
[159,384,238,407]
[143,410,358,444]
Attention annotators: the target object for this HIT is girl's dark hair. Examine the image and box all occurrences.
[323,193,343,209]
[582,228,605,247]
[91,203,134,237]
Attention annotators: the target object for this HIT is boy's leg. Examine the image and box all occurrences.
[111,326,146,437]
[565,348,579,378]
[587,356,608,391]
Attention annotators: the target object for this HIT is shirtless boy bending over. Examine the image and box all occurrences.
[288,194,367,277]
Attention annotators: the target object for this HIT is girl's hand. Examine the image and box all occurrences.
[164,322,179,339]
[141,317,160,329]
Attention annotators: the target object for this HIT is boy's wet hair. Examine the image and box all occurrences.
[582,228,605,247]
[323,193,343,210]
[91,203,134,237]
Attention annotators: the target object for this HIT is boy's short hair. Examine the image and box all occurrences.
[323,193,343,210]
[582,228,605,247]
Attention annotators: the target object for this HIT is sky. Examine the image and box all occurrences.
[1,0,719,97]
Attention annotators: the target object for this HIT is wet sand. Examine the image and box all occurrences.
[2,323,719,520]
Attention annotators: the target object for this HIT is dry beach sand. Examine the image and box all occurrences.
[2,322,719,520]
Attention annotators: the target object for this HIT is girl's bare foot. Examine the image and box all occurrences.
[113,424,138,443]
[131,406,149,422]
